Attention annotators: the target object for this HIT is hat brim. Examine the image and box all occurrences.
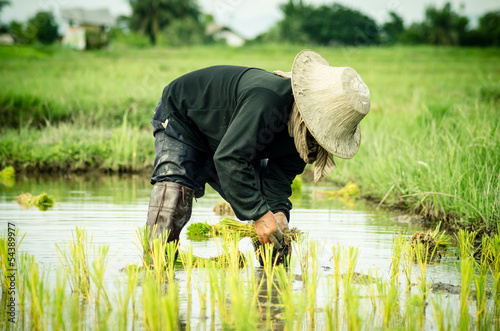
[291,50,362,159]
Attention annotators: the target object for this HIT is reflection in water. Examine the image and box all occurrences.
[0,174,465,329]
[255,268,285,331]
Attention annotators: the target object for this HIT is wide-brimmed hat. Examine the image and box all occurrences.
[291,50,370,159]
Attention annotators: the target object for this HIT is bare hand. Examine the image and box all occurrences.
[273,212,289,231]
[254,211,283,249]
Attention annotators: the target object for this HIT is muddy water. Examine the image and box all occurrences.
[0,174,463,327]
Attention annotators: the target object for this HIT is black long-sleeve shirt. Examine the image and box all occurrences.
[152,65,306,221]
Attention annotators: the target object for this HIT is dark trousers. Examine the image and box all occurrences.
[151,121,266,200]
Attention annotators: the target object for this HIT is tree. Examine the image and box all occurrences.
[422,2,468,45]
[0,0,10,13]
[128,0,201,45]
[8,11,58,44]
[476,11,500,46]
[382,11,405,43]
[28,11,59,44]
[272,1,379,46]
[0,0,10,31]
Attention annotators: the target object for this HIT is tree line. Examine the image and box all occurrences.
[259,1,500,47]
[0,0,498,47]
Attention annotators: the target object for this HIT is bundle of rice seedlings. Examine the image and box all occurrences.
[410,223,450,259]
[33,193,56,211]
[17,193,35,208]
[213,201,235,216]
[16,192,56,211]
[0,166,15,180]
[0,166,15,187]
[186,222,213,239]
[312,181,360,200]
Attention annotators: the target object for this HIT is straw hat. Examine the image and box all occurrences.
[291,49,370,159]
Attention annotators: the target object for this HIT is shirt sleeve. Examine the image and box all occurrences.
[213,87,290,220]
[261,154,306,221]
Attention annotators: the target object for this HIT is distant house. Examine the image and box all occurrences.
[206,23,245,47]
[60,8,114,50]
[0,34,14,45]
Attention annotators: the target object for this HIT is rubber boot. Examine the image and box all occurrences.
[146,182,194,264]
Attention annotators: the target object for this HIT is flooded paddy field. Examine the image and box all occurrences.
[0,174,498,330]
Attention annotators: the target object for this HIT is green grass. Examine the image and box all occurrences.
[0,43,499,230]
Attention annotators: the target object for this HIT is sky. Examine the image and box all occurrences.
[1,0,499,39]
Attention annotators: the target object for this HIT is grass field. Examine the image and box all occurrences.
[0,43,499,231]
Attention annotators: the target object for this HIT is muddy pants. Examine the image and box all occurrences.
[151,120,266,202]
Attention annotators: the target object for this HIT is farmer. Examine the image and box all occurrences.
[146,50,370,262]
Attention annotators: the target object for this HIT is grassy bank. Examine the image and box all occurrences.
[0,43,499,231]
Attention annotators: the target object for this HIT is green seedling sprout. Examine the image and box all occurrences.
[376,276,401,328]
[90,244,110,308]
[125,264,140,322]
[459,257,474,331]
[51,270,67,331]
[56,227,92,298]
[275,262,299,330]
[401,236,415,291]
[23,254,49,330]
[227,266,259,330]
[67,293,85,331]
[414,241,435,297]
[0,228,25,291]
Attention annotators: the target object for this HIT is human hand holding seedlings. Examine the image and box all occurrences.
[254,211,284,249]
[273,211,289,231]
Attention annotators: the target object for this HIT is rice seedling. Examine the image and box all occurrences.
[135,225,151,267]
[142,275,180,331]
[15,252,30,319]
[414,241,435,297]
[22,254,49,330]
[165,240,178,285]
[299,240,322,326]
[226,264,259,330]
[404,293,426,330]
[275,261,301,330]
[49,271,67,330]
[258,242,280,310]
[180,244,195,300]
[206,261,222,321]
[0,227,25,291]
[146,236,168,289]
[459,257,474,331]
[377,276,401,328]
[125,265,140,321]
[331,243,344,298]
[67,293,85,331]
[343,277,362,331]
[94,296,111,330]
[90,244,110,307]
[473,269,490,330]
[114,275,132,330]
[480,230,500,328]
[401,236,415,291]
[431,293,455,331]
[391,233,404,286]
[56,227,92,297]
[324,275,340,331]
